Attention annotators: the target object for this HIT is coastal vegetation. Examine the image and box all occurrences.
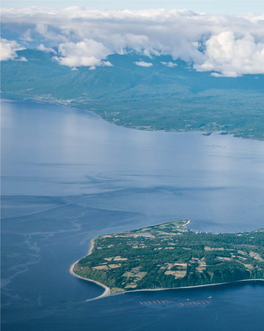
[73,220,264,294]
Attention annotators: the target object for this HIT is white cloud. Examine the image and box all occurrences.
[1,8,264,76]
[0,38,25,61]
[194,32,264,77]
[16,57,27,62]
[135,61,153,67]
[87,61,113,70]
[161,61,178,67]
[102,61,113,67]
[37,44,57,54]
[53,39,112,68]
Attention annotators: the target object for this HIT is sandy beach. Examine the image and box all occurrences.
[69,238,111,301]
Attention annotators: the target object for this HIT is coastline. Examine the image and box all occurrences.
[124,279,264,296]
[69,238,111,301]
[183,219,191,229]
[2,95,263,141]
[70,232,264,302]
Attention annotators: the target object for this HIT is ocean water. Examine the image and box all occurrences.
[1,99,264,330]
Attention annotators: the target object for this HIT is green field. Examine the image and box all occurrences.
[74,220,264,293]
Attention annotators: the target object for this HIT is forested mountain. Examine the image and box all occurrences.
[2,50,264,139]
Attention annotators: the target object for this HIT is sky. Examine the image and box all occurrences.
[2,1,264,15]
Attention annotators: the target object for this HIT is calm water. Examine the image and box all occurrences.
[1,99,264,330]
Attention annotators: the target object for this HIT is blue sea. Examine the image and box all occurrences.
[1,99,264,330]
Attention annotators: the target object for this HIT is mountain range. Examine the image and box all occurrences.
[2,49,264,139]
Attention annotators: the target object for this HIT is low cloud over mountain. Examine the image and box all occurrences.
[1,7,264,77]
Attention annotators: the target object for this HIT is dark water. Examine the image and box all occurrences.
[1,99,264,330]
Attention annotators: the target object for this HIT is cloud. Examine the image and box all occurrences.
[21,29,32,42]
[102,61,113,67]
[0,38,26,61]
[53,39,112,68]
[1,7,264,75]
[37,44,57,54]
[161,61,178,67]
[135,61,153,67]
[194,32,264,77]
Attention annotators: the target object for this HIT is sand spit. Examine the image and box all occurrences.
[69,238,111,302]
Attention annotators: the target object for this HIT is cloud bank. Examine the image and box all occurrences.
[1,7,264,76]
[194,32,264,77]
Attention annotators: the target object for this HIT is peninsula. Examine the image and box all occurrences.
[71,220,264,295]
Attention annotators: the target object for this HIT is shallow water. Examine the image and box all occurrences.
[1,99,264,330]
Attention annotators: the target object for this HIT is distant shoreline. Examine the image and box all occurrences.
[3,95,263,142]
[70,233,264,302]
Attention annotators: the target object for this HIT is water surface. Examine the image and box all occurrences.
[1,99,264,330]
